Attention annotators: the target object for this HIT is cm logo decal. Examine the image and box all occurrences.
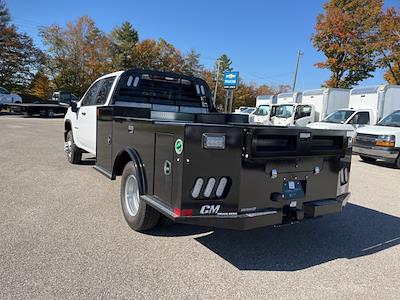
[175,139,183,155]
[200,205,220,215]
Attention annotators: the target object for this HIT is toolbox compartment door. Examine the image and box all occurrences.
[154,133,174,204]
[96,107,113,174]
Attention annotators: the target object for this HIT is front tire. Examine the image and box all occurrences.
[360,155,376,163]
[65,131,82,164]
[121,162,160,231]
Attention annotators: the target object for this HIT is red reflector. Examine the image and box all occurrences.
[174,208,192,217]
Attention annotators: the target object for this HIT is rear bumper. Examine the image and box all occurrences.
[353,145,399,161]
[174,193,350,230]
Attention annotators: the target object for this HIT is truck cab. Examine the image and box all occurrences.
[308,109,374,137]
[273,103,315,127]
[52,91,79,105]
[64,71,122,155]
[272,92,308,126]
[353,110,400,168]
[250,104,273,125]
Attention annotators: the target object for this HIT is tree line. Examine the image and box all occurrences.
[1,0,399,108]
[0,1,289,109]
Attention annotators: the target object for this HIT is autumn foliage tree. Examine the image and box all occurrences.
[40,16,113,96]
[312,0,383,88]
[30,70,51,99]
[375,7,400,84]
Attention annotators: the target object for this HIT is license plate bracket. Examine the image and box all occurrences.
[282,180,305,199]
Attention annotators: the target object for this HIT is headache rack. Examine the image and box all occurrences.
[244,127,346,160]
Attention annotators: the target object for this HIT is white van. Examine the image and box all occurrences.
[353,109,400,168]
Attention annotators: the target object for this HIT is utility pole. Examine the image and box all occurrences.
[292,50,303,92]
[213,59,221,105]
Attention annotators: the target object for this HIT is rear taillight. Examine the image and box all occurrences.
[174,208,193,217]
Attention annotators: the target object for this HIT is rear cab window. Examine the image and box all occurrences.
[115,72,212,109]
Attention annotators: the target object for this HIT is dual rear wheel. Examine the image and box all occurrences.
[120,162,169,231]
[65,132,172,231]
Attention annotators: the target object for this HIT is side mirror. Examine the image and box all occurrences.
[70,100,78,112]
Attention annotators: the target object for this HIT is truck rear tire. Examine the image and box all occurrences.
[121,161,160,232]
[65,131,82,164]
[395,155,400,169]
[360,155,376,163]
[47,109,54,118]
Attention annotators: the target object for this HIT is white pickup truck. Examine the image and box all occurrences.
[353,110,400,168]
[0,87,22,110]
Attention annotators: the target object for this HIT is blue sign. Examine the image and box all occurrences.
[223,71,239,89]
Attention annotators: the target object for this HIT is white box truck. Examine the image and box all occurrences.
[256,95,276,107]
[302,88,350,121]
[308,85,400,137]
[272,92,304,126]
[250,95,277,125]
[273,88,350,127]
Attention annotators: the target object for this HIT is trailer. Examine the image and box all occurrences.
[64,69,352,232]
[7,91,78,117]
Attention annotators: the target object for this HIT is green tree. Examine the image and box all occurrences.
[40,16,113,96]
[182,49,203,77]
[312,0,383,88]
[213,54,233,107]
[110,21,139,69]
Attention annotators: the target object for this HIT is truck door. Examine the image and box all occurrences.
[76,77,115,154]
[295,105,313,126]
[154,133,174,205]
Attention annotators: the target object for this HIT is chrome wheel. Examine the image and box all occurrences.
[124,174,140,216]
[64,140,72,159]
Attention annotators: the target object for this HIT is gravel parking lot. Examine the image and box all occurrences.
[0,115,399,299]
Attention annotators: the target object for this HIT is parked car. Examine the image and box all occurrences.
[353,110,400,168]
[0,87,22,110]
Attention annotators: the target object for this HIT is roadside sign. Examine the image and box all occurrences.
[223,71,239,89]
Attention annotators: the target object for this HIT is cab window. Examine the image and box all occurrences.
[95,77,115,105]
[350,112,370,125]
[295,105,312,119]
[81,80,102,106]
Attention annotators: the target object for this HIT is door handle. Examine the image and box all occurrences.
[163,160,172,176]
[81,112,86,116]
